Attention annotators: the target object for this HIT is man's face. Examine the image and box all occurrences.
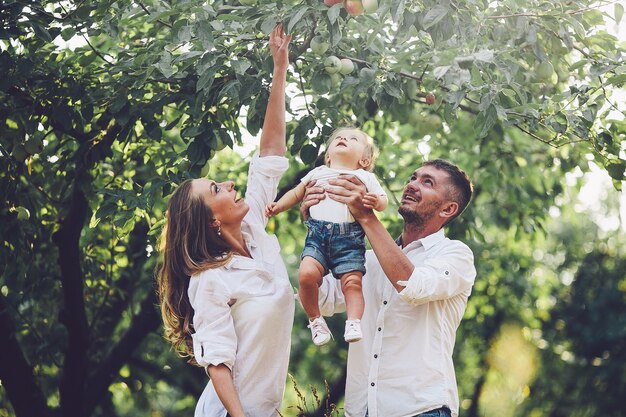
[398,165,452,226]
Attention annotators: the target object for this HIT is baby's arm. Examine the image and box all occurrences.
[362,192,388,212]
[266,181,307,217]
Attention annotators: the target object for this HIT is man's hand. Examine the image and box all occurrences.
[326,175,375,221]
[299,180,325,220]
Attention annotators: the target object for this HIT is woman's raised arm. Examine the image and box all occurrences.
[259,24,291,157]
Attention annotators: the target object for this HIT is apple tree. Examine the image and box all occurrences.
[1,0,625,416]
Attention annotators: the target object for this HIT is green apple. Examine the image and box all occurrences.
[324,56,342,74]
[15,206,30,221]
[310,36,329,55]
[362,0,378,13]
[535,61,555,82]
[422,114,443,131]
[339,58,354,75]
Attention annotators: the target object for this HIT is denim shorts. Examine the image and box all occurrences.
[301,218,366,279]
[413,407,452,417]
[366,407,451,417]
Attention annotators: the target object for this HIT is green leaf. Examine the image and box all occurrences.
[300,144,318,164]
[261,16,278,34]
[474,105,497,138]
[607,74,626,87]
[286,6,309,34]
[311,72,332,95]
[359,68,376,88]
[326,4,342,25]
[606,161,625,181]
[232,59,251,75]
[616,3,624,25]
[181,125,205,138]
[30,21,53,42]
[390,0,406,24]
[196,67,217,92]
[61,27,76,41]
[422,4,448,30]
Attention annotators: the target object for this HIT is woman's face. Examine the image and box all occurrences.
[191,178,248,226]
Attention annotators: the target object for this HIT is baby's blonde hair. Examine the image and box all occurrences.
[324,127,378,172]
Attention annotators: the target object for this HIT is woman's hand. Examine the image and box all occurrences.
[269,24,291,73]
[259,24,291,157]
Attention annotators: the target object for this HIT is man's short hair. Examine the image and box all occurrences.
[423,159,473,225]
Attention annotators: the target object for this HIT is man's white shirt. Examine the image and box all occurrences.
[319,229,476,417]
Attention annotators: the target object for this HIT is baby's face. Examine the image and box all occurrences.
[327,129,369,167]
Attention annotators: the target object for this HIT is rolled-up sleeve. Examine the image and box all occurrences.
[398,243,476,306]
[245,153,289,227]
[318,274,346,317]
[189,276,237,370]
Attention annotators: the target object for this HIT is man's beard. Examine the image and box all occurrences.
[398,201,440,227]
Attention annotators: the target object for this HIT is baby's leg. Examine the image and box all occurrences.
[298,256,326,320]
[340,271,364,321]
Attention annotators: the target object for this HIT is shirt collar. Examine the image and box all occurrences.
[396,228,446,250]
[222,230,258,270]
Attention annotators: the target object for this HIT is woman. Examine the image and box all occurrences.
[156,25,293,417]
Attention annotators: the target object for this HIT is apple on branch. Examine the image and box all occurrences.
[339,58,354,75]
[362,0,378,13]
[310,35,330,55]
[324,56,342,74]
[344,0,364,16]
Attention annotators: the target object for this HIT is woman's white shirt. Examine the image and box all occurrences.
[188,154,295,417]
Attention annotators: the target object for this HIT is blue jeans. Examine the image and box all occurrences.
[301,218,366,278]
[413,407,452,417]
[365,407,451,417]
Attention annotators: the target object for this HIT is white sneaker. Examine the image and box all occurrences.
[308,316,333,346]
[344,319,362,343]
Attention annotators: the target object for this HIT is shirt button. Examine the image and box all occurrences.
[445,270,450,275]
[377,327,382,331]
[383,301,387,305]
[374,354,378,358]
[371,382,375,386]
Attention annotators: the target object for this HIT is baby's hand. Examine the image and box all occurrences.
[265,202,279,218]
[362,192,380,209]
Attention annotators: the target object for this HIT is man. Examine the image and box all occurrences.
[301,159,475,417]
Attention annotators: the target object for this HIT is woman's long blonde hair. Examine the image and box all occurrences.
[155,179,233,365]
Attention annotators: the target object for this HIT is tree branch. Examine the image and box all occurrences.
[84,290,161,416]
[52,181,90,417]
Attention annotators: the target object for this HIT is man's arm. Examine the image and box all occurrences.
[326,176,413,292]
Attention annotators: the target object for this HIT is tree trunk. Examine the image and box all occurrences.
[0,295,50,417]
